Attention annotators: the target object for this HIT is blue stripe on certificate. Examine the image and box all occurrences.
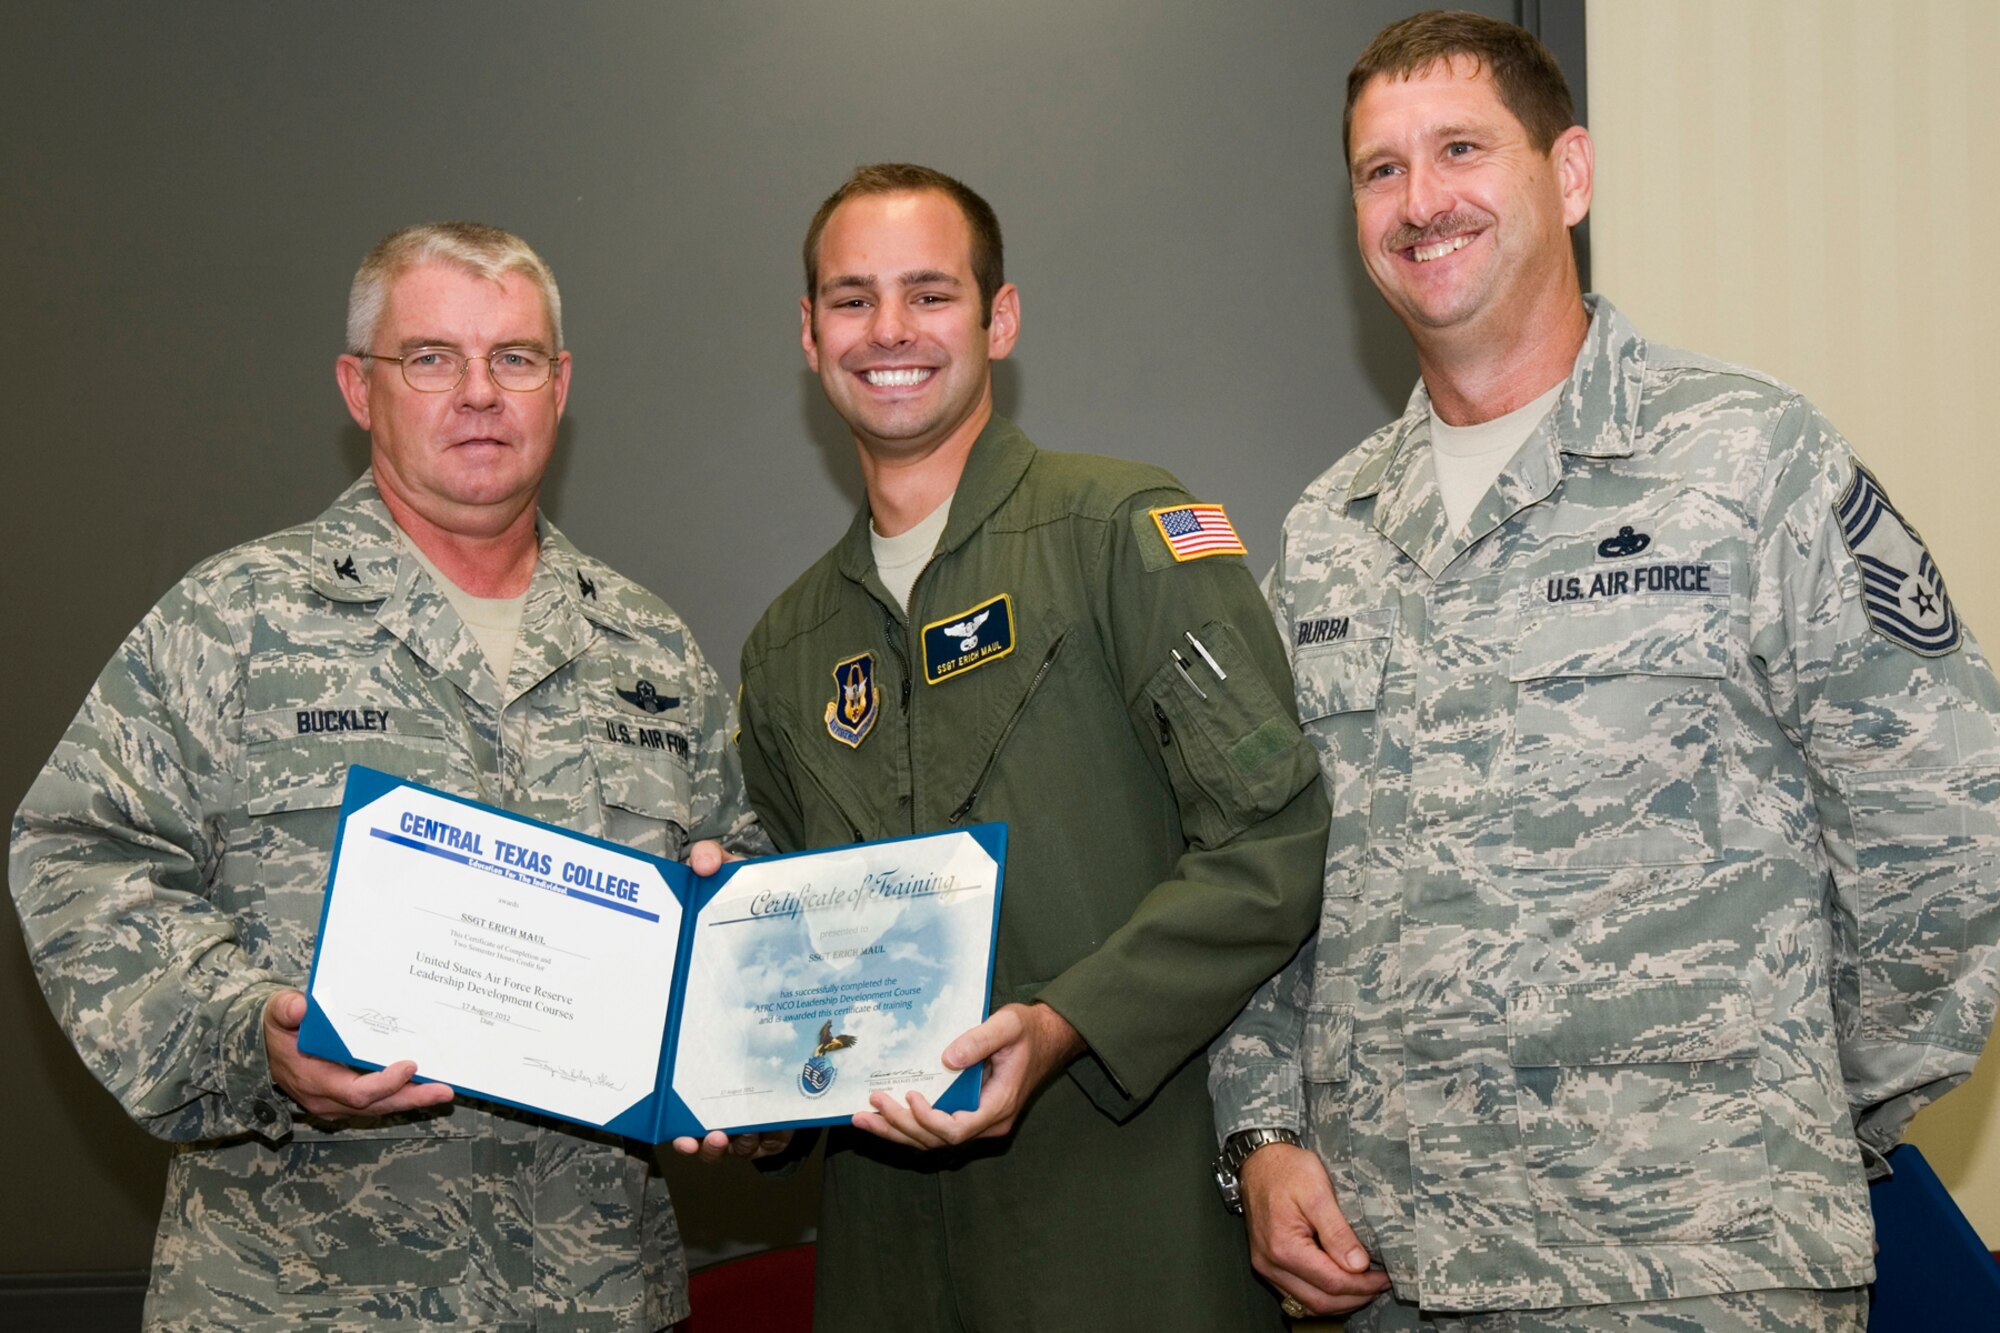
[369,826,661,922]
[372,827,473,863]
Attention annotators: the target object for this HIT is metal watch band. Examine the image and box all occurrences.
[1213,1127,1302,1214]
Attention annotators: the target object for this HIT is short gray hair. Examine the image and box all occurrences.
[345,221,564,353]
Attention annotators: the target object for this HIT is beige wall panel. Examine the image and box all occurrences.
[1588,0,2000,1242]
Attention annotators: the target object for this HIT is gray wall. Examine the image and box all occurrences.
[1,0,1529,1283]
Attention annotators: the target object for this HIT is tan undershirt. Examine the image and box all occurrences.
[397,530,529,685]
[1430,380,1564,536]
[872,496,953,613]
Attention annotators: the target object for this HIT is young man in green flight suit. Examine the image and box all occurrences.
[729,163,1332,1329]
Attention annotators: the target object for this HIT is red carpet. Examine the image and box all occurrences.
[681,1244,815,1332]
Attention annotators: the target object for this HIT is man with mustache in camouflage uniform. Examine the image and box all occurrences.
[1210,12,2000,1331]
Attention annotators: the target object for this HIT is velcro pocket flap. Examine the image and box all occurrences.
[242,710,450,816]
[1508,978,1757,1067]
[589,734,691,817]
[1511,590,1729,683]
[1301,1004,1353,1084]
[1293,608,1394,723]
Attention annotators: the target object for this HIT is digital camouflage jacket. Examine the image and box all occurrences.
[11,474,762,1332]
[1211,299,2000,1312]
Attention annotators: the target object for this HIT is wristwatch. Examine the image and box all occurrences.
[1213,1127,1301,1214]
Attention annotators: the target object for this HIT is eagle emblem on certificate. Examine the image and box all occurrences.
[798,1020,858,1098]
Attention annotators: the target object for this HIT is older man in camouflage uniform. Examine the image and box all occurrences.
[10,222,761,1331]
[1209,13,2000,1332]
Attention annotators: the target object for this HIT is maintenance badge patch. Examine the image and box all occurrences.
[922,594,1015,685]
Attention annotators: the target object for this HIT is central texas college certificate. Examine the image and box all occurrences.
[299,767,1004,1142]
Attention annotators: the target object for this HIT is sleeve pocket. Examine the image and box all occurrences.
[1300,1004,1353,1084]
[1137,620,1320,849]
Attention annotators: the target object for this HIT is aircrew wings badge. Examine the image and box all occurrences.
[1835,463,1961,657]
[825,651,879,748]
[1151,503,1246,562]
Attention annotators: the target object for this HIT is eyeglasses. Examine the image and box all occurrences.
[360,346,557,393]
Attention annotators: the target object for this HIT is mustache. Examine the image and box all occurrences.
[1385,212,1490,251]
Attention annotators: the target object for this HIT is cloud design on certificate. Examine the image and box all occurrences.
[673,833,1000,1126]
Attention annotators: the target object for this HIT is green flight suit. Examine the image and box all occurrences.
[737,419,1329,1331]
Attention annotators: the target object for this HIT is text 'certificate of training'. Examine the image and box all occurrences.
[672,830,1004,1132]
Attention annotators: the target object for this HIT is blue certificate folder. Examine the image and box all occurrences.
[300,766,1005,1144]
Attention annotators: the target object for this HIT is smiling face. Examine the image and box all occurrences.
[801,190,1019,466]
[1348,56,1590,354]
[335,262,571,538]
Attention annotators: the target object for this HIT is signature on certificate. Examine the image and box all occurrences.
[523,1056,627,1092]
[353,1009,409,1035]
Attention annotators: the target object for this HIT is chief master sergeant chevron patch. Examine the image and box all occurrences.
[1835,463,1961,656]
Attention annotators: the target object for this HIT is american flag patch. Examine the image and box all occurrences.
[1150,504,1246,562]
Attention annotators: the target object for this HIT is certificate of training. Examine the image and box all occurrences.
[670,832,1004,1133]
[300,767,1005,1141]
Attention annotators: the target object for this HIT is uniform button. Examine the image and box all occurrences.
[251,1100,277,1124]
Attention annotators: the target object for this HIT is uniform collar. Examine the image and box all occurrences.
[1344,296,1648,577]
[308,473,405,602]
[835,415,1036,588]
[307,471,622,706]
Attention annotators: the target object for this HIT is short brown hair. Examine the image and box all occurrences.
[1344,10,1576,164]
[802,163,1006,326]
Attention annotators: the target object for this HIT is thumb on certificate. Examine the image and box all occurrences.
[941,1006,1023,1071]
[685,840,727,876]
[265,988,308,1034]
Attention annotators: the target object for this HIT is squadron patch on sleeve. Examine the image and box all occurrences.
[825,652,880,748]
[1835,464,1961,657]
[1150,503,1247,562]
[922,594,1014,685]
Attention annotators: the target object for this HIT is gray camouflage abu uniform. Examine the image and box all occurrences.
[11,473,763,1331]
[1210,296,2000,1312]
